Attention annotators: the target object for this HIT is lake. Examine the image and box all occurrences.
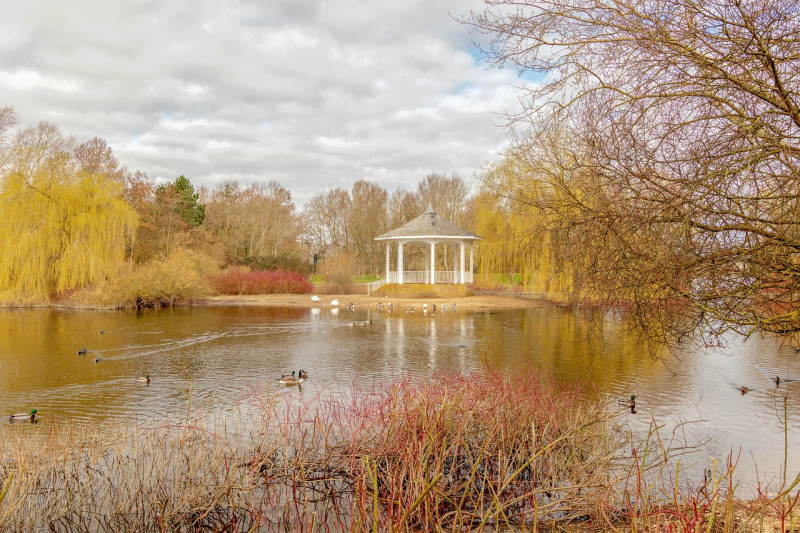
[1,304,798,485]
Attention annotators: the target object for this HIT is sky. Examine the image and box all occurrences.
[0,0,530,205]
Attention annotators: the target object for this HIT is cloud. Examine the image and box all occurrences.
[0,0,530,205]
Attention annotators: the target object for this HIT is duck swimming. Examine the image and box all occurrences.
[618,394,636,407]
[9,409,37,422]
[77,348,88,355]
[136,374,150,383]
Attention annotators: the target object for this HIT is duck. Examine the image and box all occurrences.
[136,374,150,383]
[298,370,309,379]
[740,386,750,395]
[405,308,414,314]
[94,358,102,363]
[77,348,88,355]
[618,394,636,407]
[9,409,37,422]
[278,370,305,385]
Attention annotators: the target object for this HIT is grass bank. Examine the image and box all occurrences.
[2,370,797,531]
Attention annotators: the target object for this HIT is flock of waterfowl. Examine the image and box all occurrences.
[313,296,458,317]
[8,331,154,423]
[8,325,316,422]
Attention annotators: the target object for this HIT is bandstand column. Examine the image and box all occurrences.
[430,242,436,285]
[398,242,404,284]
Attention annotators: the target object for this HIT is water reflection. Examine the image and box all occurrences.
[1,305,798,484]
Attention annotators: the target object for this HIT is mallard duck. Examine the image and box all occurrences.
[298,370,309,379]
[775,376,782,385]
[94,358,102,363]
[405,308,414,314]
[77,348,88,355]
[136,374,150,383]
[9,409,37,422]
[740,386,750,394]
[618,394,636,406]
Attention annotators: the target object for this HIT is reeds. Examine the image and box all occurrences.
[0,370,796,531]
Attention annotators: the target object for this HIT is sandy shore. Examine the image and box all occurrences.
[201,293,557,310]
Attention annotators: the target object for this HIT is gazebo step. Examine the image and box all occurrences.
[371,283,469,299]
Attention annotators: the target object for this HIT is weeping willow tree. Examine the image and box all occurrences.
[0,118,137,304]
[473,153,575,297]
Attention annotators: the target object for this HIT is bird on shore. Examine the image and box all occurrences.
[331,299,339,306]
[9,409,37,422]
[311,295,321,302]
[136,374,150,383]
[77,348,88,355]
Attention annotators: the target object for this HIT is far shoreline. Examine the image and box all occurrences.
[0,293,560,311]
[201,293,559,311]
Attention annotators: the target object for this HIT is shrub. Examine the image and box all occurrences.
[209,268,312,295]
[91,248,218,308]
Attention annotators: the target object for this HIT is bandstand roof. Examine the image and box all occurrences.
[375,204,481,241]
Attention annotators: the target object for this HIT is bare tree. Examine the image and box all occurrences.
[471,0,800,338]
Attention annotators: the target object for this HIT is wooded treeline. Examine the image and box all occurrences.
[0,106,486,304]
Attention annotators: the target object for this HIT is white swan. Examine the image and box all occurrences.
[311,295,321,302]
[331,299,339,306]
